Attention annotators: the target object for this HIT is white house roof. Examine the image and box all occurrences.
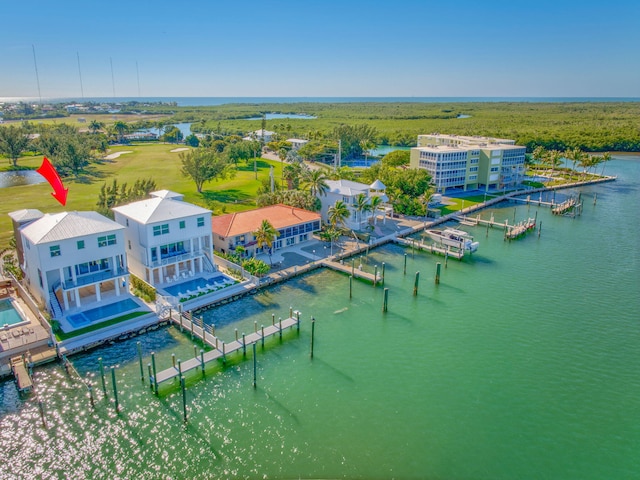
[21,211,124,245]
[150,189,184,200]
[369,179,386,191]
[286,138,308,144]
[8,209,44,224]
[112,197,211,224]
[326,179,370,197]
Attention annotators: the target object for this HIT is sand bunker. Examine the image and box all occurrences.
[104,151,133,160]
[170,147,190,153]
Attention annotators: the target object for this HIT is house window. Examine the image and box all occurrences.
[179,220,186,229]
[490,167,499,172]
[98,234,117,247]
[128,240,132,250]
[37,269,43,288]
[50,245,61,257]
[76,259,109,276]
[197,217,205,227]
[153,224,170,236]
[469,167,478,172]
[77,240,85,250]
[126,219,129,227]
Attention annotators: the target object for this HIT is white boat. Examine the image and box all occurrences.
[425,228,479,253]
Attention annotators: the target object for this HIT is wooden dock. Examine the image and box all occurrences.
[504,217,537,240]
[455,213,511,230]
[150,311,300,387]
[552,197,581,215]
[11,356,32,393]
[320,259,380,283]
[395,237,465,260]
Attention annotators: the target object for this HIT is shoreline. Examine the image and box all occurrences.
[0,174,616,368]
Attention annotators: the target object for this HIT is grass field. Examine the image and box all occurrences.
[0,112,169,128]
[0,143,283,249]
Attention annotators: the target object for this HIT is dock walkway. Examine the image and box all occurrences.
[11,356,32,392]
[320,259,380,283]
[395,237,465,259]
[150,311,300,387]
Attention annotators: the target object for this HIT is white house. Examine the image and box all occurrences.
[319,180,388,231]
[286,138,309,150]
[112,191,215,286]
[16,211,130,318]
[243,129,276,143]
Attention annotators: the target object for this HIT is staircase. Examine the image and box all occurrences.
[49,284,64,319]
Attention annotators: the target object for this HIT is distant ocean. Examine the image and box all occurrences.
[1,96,639,106]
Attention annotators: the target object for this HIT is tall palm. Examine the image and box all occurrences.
[354,193,371,227]
[546,149,563,176]
[283,162,303,190]
[328,200,350,229]
[369,195,383,225]
[304,169,329,196]
[88,120,104,134]
[112,120,129,143]
[599,152,612,176]
[532,146,547,167]
[253,219,280,265]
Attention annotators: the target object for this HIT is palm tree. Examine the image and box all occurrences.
[598,152,612,176]
[112,120,129,143]
[88,120,104,134]
[283,162,303,190]
[369,195,383,225]
[546,149,563,176]
[532,146,547,167]
[253,219,279,265]
[327,200,350,229]
[354,193,371,227]
[304,169,329,196]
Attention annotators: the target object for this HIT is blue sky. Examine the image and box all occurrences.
[2,0,639,98]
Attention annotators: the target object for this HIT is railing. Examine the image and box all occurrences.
[146,249,203,269]
[62,267,128,290]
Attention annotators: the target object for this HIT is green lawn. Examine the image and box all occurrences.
[0,143,283,249]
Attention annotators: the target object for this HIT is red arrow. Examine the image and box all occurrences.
[36,157,68,206]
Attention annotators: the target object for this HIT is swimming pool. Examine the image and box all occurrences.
[67,298,140,329]
[164,275,233,297]
[0,298,26,327]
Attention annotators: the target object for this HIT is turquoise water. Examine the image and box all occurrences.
[66,298,140,328]
[1,156,639,479]
[0,299,24,326]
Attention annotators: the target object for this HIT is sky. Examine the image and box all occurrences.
[1,0,639,98]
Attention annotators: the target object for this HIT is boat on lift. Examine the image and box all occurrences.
[425,228,479,253]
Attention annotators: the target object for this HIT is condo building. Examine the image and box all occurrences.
[409,134,526,193]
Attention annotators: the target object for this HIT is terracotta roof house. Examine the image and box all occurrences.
[212,205,321,257]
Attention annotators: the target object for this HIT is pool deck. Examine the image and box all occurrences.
[0,281,56,378]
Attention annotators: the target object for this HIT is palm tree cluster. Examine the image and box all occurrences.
[532,146,612,179]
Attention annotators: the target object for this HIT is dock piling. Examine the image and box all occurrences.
[310,316,316,359]
[261,325,265,348]
[381,262,386,286]
[172,354,176,368]
[200,349,205,378]
[87,380,94,408]
[413,271,420,296]
[349,275,353,298]
[435,263,441,284]
[38,399,46,428]
[403,253,407,274]
[151,352,158,394]
[110,367,119,413]
[382,288,389,312]
[242,333,246,357]
[252,343,257,388]
[279,317,283,339]
[180,376,187,422]
[98,357,107,395]
[373,265,378,287]
[137,341,144,382]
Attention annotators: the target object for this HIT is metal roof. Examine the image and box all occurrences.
[20,211,124,245]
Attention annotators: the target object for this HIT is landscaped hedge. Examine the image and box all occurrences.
[130,274,156,302]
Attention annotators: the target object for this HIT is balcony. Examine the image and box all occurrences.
[63,267,128,290]
[147,249,203,269]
